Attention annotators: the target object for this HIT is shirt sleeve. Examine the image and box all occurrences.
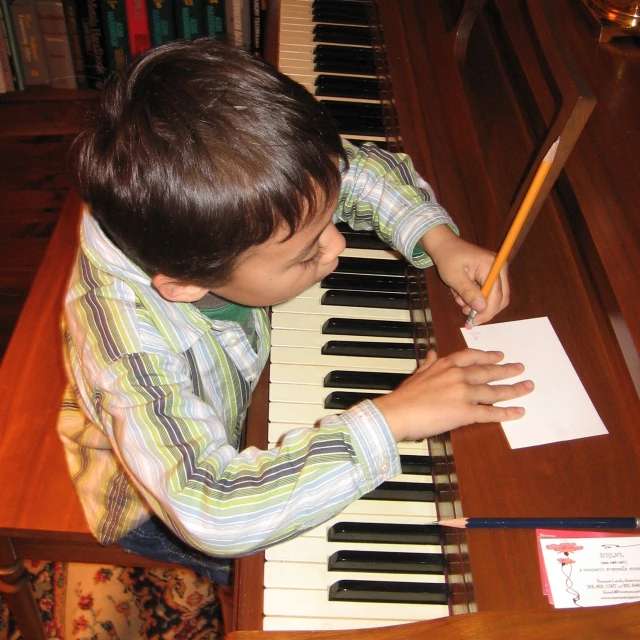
[337,140,459,268]
[97,350,402,558]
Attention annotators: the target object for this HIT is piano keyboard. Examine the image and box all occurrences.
[278,0,387,144]
[260,0,449,630]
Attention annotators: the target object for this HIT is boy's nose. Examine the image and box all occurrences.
[321,223,346,263]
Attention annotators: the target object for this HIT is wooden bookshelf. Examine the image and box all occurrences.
[0,88,96,358]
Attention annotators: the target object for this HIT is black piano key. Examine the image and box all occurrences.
[312,8,369,27]
[315,75,380,100]
[342,231,388,251]
[329,579,448,605]
[328,522,442,545]
[321,340,416,359]
[321,290,410,310]
[322,318,414,338]
[321,273,407,293]
[400,454,433,476]
[323,370,409,390]
[313,25,372,47]
[328,550,445,575]
[321,102,385,137]
[362,481,435,502]
[321,100,383,119]
[324,390,381,409]
[335,257,407,276]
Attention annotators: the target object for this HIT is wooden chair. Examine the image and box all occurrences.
[0,191,232,638]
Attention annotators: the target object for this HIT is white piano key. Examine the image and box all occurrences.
[263,587,449,621]
[269,382,388,404]
[269,401,336,424]
[264,561,445,590]
[341,498,433,518]
[265,536,441,563]
[298,509,438,538]
[272,297,411,322]
[341,247,403,260]
[270,312,413,335]
[263,616,405,631]
[271,346,416,372]
[271,328,413,348]
[269,362,410,386]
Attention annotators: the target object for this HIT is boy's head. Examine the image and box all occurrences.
[74,40,347,303]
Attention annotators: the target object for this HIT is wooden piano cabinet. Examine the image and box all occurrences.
[377,0,640,616]
[226,602,640,639]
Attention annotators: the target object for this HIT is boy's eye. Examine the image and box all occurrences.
[300,247,324,269]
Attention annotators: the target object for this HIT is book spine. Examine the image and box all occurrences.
[0,0,25,88]
[0,3,15,89]
[146,0,175,45]
[250,0,259,55]
[61,0,86,87]
[78,0,108,88]
[35,0,77,88]
[225,0,248,50]
[175,0,205,40]
[205,0,224,39]
[10,0,50,85]
[124,0,150,58]
[99,0,129,71]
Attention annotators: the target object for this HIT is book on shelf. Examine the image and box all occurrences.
[61,0,87,87]
[1,0,24,88]
[205,0,224,39]
[125,0,150,57]
[35,0,77,88]
[0,1,15,90]
[224,0,249,50]
[9,0,50,85]
[146,0,176,45]
[250,0,264,56]
[175,0,205,40]
[99,0,129,71]
[78,0,108,88]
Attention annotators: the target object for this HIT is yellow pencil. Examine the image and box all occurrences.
[465,137,560,329]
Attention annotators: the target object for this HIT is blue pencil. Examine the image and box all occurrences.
[437,517,640,529]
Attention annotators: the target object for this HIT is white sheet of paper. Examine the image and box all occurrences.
[461,317,607,449]
[538,533,640,608]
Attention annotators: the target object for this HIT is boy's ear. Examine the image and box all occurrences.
[152,274,209,303]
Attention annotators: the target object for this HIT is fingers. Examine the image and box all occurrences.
[417,349,438,369]
[467,379,534,405]
[468,264,510,325]
[470,402,529,424]
[439,348,505,368]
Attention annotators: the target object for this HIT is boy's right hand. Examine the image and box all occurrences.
[372,349,534,442]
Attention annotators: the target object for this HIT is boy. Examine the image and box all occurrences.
[58,40,532,587]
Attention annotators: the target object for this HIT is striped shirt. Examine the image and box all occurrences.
[58,141,457,557]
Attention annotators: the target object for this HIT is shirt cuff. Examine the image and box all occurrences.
[396,204,459,269]
[338,399,402,490]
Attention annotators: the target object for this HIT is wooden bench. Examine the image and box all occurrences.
[0,191,228,637]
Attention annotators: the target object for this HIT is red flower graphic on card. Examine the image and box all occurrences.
[545,542,584,553]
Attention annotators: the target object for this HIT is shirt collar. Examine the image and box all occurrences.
[80,211,216,351]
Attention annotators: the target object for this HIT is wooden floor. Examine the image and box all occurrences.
[0,89,96,360]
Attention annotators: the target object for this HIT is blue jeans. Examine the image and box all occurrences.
[118,517,233,585]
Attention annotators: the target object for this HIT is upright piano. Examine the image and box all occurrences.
[233,0,640,633]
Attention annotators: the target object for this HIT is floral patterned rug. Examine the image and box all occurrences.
[0,560,223,640]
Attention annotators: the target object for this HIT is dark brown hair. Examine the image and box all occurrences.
[73,40,346,285]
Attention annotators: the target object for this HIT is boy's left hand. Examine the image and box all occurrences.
[421,226,509,325]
